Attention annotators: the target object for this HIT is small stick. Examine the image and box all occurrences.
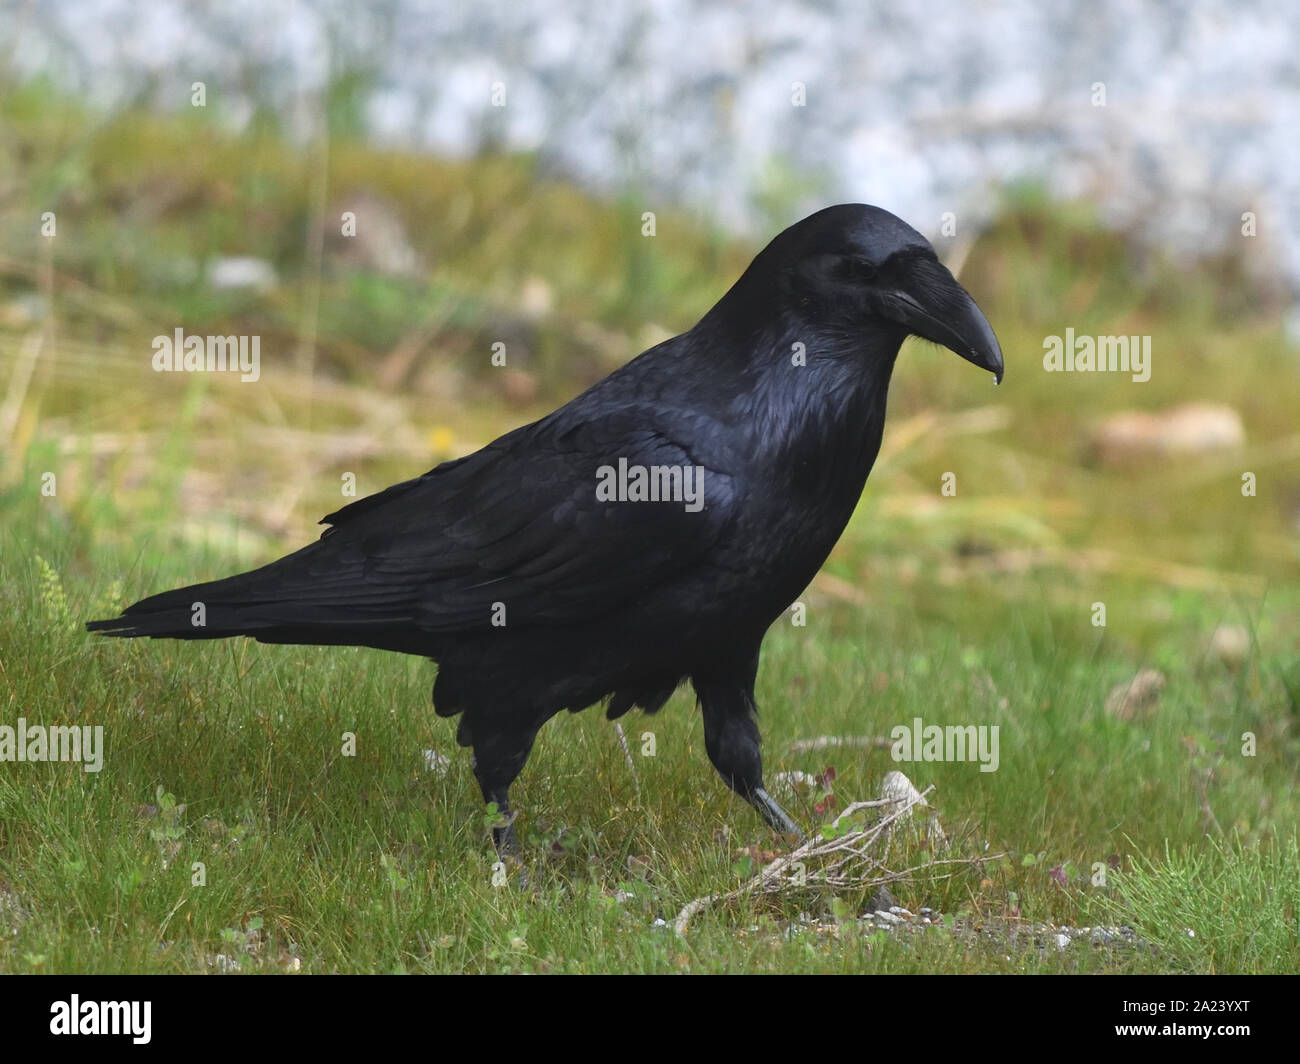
[613,723,639,788]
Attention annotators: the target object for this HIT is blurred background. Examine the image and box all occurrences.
[1,0,1297,638]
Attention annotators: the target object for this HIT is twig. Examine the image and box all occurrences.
[613,723,639,789]
[788,735,894,754]
[672,894,720,937]
[674,786,964,934]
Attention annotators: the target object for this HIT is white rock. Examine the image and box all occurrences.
[1209,625,1250,668]
[772,769,819,796]
[209,256,278,291]
[880,770,927,816]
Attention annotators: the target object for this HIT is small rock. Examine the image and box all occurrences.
[772,769,819,797]
[499,368,540,408]
[1054,933,1071,950]
[873,910,902,924]
[208,256,277,291]
[880,770,927,817]
[519,276,554,320]
[1209,624,1250,669]
[1091,403,1244,466]
[422,749,450,775]
[867,886,899,913]
[327,193,424,277]
[1105,668,1166,721]
[625,854,654,881]
[889,906,913,918]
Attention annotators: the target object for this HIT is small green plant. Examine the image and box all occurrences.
[379,853,410,893]
[34,554,70,628]
[217,916,265,968]
[144,785,187,867]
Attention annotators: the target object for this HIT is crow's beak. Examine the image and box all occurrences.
[883,260,1004,384]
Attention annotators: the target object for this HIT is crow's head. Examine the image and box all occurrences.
[763,203,1004,383]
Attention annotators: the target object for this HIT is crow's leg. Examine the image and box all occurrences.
[694,661,803,840]
[468,719,539,858]
[481,787,521,856]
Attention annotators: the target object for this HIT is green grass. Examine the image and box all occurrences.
[1104,837,1300,974]
[0,81,1297,973]
[2,503,1296,972]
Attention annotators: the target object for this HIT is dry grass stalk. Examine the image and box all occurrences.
[674,784,1000,934]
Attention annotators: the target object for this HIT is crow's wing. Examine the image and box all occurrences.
[304,407,737,631]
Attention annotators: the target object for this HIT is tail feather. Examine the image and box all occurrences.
[85,543,415,643]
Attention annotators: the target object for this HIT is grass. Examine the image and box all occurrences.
[3,503,1296,973]
[0,82,1297,974]
[1106,837,1300,974]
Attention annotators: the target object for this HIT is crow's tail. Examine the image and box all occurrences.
[85,541,417,646]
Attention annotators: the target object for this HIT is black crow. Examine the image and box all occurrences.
[88,204,1003,854]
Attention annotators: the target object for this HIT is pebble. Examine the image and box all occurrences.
[774,906,1148,956]
[1209,625,1250,668]
[208,256,277,291]
[867,886,899,913]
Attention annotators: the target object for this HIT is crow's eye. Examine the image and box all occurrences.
[835,257,879,284]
